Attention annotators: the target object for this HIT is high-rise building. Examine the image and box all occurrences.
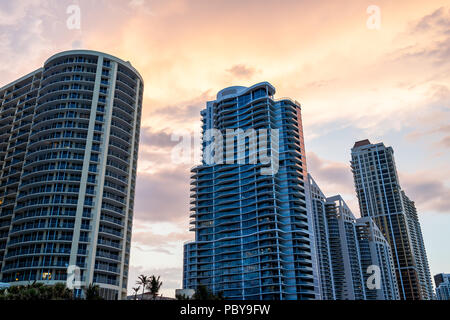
[307,175,399,300]
[434,273,450,300]
[183,82,319,300]
[308,174,335,300]
[402,191,434,299]
[435,273,450,288]
[351,139,433,300]
[0,50,143,300]
[324,195,366,300]
[355,217,399,300]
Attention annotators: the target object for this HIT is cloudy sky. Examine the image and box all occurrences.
[1,0,449,297]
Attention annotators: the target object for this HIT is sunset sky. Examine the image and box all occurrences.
[1,0,449,297]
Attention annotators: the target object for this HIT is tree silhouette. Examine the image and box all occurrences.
[146,275,162,300]
[136,275,149,300]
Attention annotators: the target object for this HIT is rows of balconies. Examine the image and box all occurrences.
[116,76,136,93]
[191,174,273,192]
[98,225,123,239]
[36,91,94,110]
[15,194,79,211]
[7,233,76,247]
[22,162,84,179]
[33,110,91,127]
[105,170,127,185]
[37,85,94,104]
[114,85,135,104]
[40,75,95,92]
[218,117,275,132]
[110,120,132,137]
[215,88,269,112]
[112,103,135,123]
[95,261,120,274]
[2,258,72,271]
[107,148,129,164]
[111,109,133,129]
[1,81,34,100]
[25,145,85,162]
[103,183,126,198]
[34,106,92,124]
[117,66,138,84]
[96,249,121,262]
[106,158,128,176]
[9,222,91,236]
[44,55,97,71]
[113,91,134,109]
[43,64,97,82]
[20,172,82,188]
[13,208,77,223]
[4,245,77,259]
[97,237,122,250]
[29,127,88,143]
[216,107,273,127]
[93,274,119,286]
[214,101,273,125]
[24,152,84,168]
[2,91,38,106]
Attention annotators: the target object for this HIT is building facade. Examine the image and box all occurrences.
[308,176,399,300]
[351,139,433,300]
[324,195,366,300]
[402,191,434,299]
[435,273,450,300]
[0,50,143,300]
[183,82,319,300]
[307,174,335,300]
[356,217,399,300]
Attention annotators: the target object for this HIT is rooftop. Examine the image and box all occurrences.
[353,139,371,149]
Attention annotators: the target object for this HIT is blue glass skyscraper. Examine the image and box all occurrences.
[183,82,319,300]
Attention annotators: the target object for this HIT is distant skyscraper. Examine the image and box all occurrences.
[351,139,433,300]
[324,195,366,300]
[402,191,434,299]
[435,273,450,288]
[0,50,143,300]
[355,217,399,300]
[308,174,335,300]
[308,175,399,300]
[183,82,319,300]
[434,273,450,300]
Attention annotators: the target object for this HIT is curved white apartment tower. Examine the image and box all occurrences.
[0,50,143,300]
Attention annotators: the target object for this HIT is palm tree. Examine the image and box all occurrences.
[146,275,162,300]
[0,282,74,300]
[192,285,210,300]
[84,283,102,300]
[192,285,224,300]
[53,282,73,300]
[0,289,6,301]
[136,275,149,300]
[132,286,140,300]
